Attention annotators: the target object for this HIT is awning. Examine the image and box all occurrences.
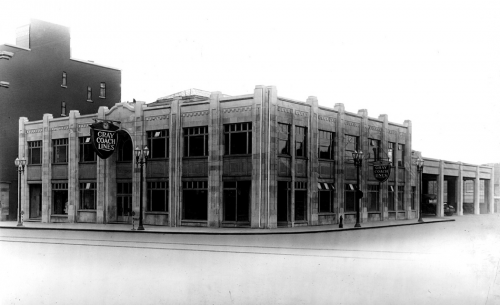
[318,182,335,190]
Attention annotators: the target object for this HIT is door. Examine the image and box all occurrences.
[29,184,42,219]
[117,182,132,222]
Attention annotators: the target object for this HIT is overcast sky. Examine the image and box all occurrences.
[1,0,499,165]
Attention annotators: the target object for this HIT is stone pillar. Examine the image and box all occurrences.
[19,117,29,223]
[488,167,494,214]
[358,109,368,223]
[308,96,319,226]
[290,99,296,227]
[404,120,412,219]
[96,107,110,224]
[264,86,278,228]
[169,98,181,227]
[474,166,480,215]
[437,160,445,217]
[67,110,80,223]
[42,114,53,223]
[208,91,222,227]
[379,114,389,220]
[251,86,265,228]
[334,103,345,221]
[457,163,464,216]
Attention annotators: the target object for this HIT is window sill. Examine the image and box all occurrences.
[183,156,208,160]
[295,157,308,160]
[27,164,42,167]
[278,155,291,158]
[318,212,336,215]
[318,159,335,162]
[61,85,67,88]
[99,96,106,99]
[52,163,68,165]
[78,209,96,212]
[145,211,169,215]
[79,161,97,164]
[87,100,93,103]
[148,158,169,161]
[51,214,68,217]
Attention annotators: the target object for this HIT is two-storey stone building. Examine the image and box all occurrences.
[16,86,494,228]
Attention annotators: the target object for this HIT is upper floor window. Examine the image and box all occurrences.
[61,72,67,87]
[295,126,307,158]
[79,137,96,162]
[184,126,208,157]
[345,135,358,156]
[53,138,68,164]
[388,142,395,165]
[278,123,290,155]
[61,101,67,117]
[397,144,405,167]
[100,82,106,98]
[87,86,92,102]
[28,141,42,165]
[369,139,380,160]
[318,130,334,160]
[147,130,169,159]
[224,123,252,155]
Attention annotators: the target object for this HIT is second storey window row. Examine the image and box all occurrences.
[224,123,252,155]
[184,126,208,157]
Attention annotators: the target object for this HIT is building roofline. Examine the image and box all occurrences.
[69,58,121,71]
[3,43,31,51]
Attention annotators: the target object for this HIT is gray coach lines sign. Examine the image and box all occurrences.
[90,121,119,159]
[373,162,391,183]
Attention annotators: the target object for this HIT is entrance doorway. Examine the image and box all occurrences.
[29,184,42,219]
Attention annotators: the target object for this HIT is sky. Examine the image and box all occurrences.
[1,0,499,165]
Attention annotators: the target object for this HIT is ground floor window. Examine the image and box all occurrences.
[183,181,208,220]
[29,184,42,219]
[318,183,335,213]
[79,182,96,210]
[117,182,132,218]
[367,184,380,212]
[52,183,68,215]
[295,182,307,221]
[344,184,356,212]
[397,185,404,211]
[277,181,291,222]
[223,181,251,222]
[147,181,168,212]
[388,185,395,211]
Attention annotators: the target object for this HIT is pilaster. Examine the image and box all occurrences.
[265,86,278,228]
[251,86,264,228]
[96,107,109,223]
[379,114,389,220]
[19,117,29,222]
[67,110,79,223]
[474,166,480,215]
[488,167,494,214]
[358,109,368,223]
[308,96,319,226]
[404,120,412,219]
[169,98,181,227]
[208,91,222,227]
[42,113,53,223]
[437,160,445,217]
[334,103,345,220]
[457,163,464,215]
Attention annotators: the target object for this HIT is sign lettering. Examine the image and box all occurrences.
[90,121,119,159]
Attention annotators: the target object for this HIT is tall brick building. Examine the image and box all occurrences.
[0,19,121,220]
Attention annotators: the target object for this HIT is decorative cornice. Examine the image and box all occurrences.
[181,110,209,117]
[222,106,251,113]
[146,115,168,121]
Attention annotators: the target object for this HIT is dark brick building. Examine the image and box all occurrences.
[0,19,121,220]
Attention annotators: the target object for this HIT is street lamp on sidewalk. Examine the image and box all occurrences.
[416,157,425,223]
[15,157,27,227]
[135,146,149,231]
[352,150,364,228]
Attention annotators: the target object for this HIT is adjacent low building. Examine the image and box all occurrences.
[16,86,495,228]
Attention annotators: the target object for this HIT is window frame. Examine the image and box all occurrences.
[183,126,209,157]
[397,185,405,211]
[345,135,359,156]
[99,82,106,98]
[52,183,68,215]
[388,185,396,211]
[367,184,380,212]
[318,182,335,214]
[79,137,96,163]
[28,140,42,165]
[79,182,96,210]
[61,71,67,87]
[295,126,307,158]
[52,138,68,164]
[87,86,92,102]
[224,123,252,155]
[318,130,335,160]
[147,181,169,213]
[182,180,208,220]
[278,123,291,156]
[294,181,307,221]
[344,183,357,213]
[147,130,169,160]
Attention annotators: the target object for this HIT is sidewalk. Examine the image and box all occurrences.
[0,216,455,235]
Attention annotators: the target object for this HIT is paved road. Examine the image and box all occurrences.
[1,214,499,305]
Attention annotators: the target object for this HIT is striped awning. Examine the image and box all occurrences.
[317,182,335,190]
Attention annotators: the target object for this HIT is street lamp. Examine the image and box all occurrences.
[416,157,425,223]
[352,150,363,228]
[14,157,27,227]
[135,146,149,231]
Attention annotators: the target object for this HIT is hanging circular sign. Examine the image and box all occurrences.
[90,121,119,159]
[373,161,391,183]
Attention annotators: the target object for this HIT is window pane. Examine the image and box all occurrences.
[81,189,95,209]
[230,132,247,155]
[224,190,237,221]
[150,189,167,212]
[53,190,68,214]
[279,139,289,155]
[189,135,205,156]
[31,147,41,164]
[183,190,208,220]
[295,190,307,221]
[277,181,289,222]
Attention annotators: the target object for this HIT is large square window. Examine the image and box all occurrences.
[344,183,357,212]
[224,123,252,155]
[53,138,68,163]
[182,181,208,220]
[147,181,168,212]
[28,141,42,165]
[184,127,208,157]
[52,183,68,215]
[223,181,251,222]
[79,137,96,162]
[318,182,335,213]
[278,123,290,155]
[319,130,334,160]
[147,130,169,159]
[79,182,96,210]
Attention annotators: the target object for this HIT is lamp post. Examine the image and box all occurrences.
[352,150,363,228]
[416,157,425,223]
[135,146,149,231]
[15,157,27,227]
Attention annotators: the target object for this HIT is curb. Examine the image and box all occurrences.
[0,218,455,236]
